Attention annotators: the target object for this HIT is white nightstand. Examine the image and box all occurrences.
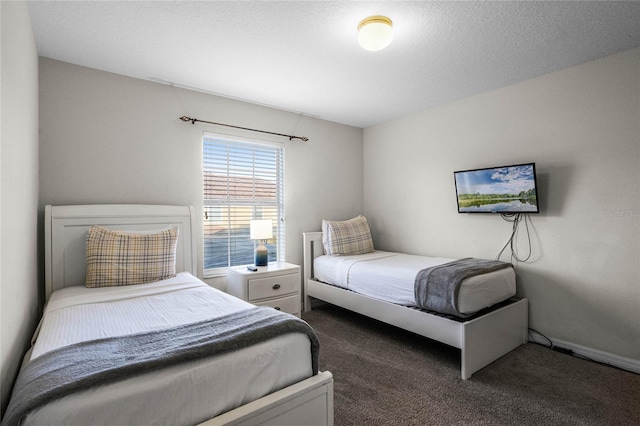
[226,262,301,316]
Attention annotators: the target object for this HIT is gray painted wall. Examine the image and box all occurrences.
[38,58,364,289]
[0,0,40,416]
[364,48,640,363]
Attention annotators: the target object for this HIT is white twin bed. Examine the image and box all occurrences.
[303,216,528,380]
[3,205,333,426]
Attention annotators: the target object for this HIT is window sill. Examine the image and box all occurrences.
[203,269,228,279]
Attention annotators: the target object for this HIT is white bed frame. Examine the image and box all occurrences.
[43,205,333,426]
[303,231,528,380]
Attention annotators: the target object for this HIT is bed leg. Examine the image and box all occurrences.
[303,232,322,312]
[304,294,312,312]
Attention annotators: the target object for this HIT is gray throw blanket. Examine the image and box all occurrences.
[414,258,513,318]
[2,307,319,426]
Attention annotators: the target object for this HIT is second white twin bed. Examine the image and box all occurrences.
[304,215,528,380]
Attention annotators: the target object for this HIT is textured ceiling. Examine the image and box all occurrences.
[27,1,640,128]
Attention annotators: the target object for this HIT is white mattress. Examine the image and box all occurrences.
[23,272,313,426]
[314,251,515,315]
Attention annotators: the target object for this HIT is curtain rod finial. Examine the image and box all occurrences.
[179,116,195,124]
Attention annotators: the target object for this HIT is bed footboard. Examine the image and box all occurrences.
[461,298,528,379]
[203,371,334,426]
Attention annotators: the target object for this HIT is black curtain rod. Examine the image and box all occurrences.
[179,116,308,142]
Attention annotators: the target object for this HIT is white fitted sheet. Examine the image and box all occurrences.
[23,273,313,426]
[314,251,515,315]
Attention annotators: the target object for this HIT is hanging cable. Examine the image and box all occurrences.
[180,116,308,142]
[496,213,533,263]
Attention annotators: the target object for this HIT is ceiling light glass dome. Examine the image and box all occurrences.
[357,15,393,51]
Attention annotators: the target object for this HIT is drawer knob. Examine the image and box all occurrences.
[272,284,281,290]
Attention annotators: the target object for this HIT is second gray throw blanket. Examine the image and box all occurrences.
[2,307,319,426]
[414,258,513,318]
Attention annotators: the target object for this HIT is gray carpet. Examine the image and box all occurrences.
[302,302,640,426]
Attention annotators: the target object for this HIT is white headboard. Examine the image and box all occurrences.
[44,204,197,301]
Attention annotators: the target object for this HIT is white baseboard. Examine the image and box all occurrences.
[528,333,640,375]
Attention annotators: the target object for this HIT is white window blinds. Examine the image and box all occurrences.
[203,134,284,276]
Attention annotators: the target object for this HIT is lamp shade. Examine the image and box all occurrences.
[250,219,273,240]
[357,15,393,51]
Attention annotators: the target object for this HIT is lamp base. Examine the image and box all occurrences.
[254,242,268,266]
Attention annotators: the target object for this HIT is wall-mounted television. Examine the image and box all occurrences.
[454,163,539,213]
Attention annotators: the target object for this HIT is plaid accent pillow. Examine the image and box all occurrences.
[85,226,178,288]
[322,215,375,256]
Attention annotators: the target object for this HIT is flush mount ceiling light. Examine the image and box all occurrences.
[357,15,393,51]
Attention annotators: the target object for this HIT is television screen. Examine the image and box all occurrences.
[454,163,539,213]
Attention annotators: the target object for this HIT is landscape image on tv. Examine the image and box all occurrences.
[454,163,539,213]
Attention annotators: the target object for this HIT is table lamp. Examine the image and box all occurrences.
[250,219,273,266]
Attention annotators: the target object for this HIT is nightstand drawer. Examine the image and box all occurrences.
[254,294,300,315]
[248,273,298,301]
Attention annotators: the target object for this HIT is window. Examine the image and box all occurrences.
[203,133,284,276]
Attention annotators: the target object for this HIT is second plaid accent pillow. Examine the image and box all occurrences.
[322,215,375,256]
